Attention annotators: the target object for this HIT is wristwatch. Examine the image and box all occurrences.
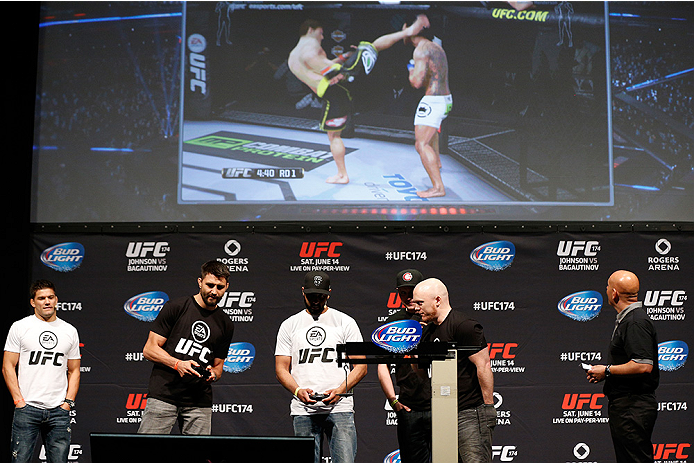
[64,399,76,410]
[605,365,612,377]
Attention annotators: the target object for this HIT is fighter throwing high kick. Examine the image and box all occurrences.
[288,15,430,184]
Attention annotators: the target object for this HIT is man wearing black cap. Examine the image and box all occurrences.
[377,269,432,463]
[275,271,367,463]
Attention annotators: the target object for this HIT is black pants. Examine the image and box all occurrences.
[396,409,432,463]
[608,393,657,463]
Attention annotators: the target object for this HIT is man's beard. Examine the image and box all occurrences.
[305,299,324,318]
[201,292,220,308]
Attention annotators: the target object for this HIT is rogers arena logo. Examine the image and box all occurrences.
[123,291,168,322]
[648,238,680,271]
[383,449,401,463]
[217,240,249,272]
[572,443,593,461]
[494,392,512,426]
[41,242,85,272]
[658,340,688,371]
[558,291,603,322]
[223,342,255,373]
[371,320,422,353]
[470,241,515,271]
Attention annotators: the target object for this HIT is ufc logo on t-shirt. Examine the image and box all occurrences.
[29,351,65,366]
[174,338,212,363]
[298,347,335,364]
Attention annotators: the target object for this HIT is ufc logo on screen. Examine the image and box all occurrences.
[189,52,207,94]
[488,343,518,359]
[300,242,342,258]
[562,393,605,410]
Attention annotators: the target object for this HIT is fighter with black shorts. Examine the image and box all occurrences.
[317,42,378,131]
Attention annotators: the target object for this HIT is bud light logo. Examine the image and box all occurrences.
[470,241,515,271]
[224,342,255,373]
[658,340,688,371]
[123,292,168,322]
[40,242,85,272]
[384,450,401,463]
[558,291,603,322]
[372,320,422,353]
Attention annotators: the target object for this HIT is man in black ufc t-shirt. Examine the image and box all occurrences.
[138,261,234,435]
[414,278,495,463]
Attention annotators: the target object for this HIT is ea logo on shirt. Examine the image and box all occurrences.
[192,321,211,344]
[306,327,326,347]
[39,331,58,350]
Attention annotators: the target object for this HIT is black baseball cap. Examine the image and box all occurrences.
[303,271,331,294]
[396,269,424,288]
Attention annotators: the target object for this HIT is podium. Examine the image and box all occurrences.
[337,342,477,463]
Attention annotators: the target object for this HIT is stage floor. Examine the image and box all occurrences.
[180,120,512,204]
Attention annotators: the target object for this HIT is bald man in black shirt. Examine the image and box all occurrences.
[413,278,495,463]
[586,270,659,463]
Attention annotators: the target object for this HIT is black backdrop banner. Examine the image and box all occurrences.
[26,231,691,463]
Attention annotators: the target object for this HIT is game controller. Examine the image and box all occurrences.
[192,364,211,379]
[309,393,329,401]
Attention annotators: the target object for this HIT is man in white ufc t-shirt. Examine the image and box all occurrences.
[3,280,81,463]
[275,271,367,463]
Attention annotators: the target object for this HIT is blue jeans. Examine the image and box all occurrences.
[11,405,71,463]
[293,413,357,463]
[137,397,212,435]
[458,404,495,463]
[396,409,432,463]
